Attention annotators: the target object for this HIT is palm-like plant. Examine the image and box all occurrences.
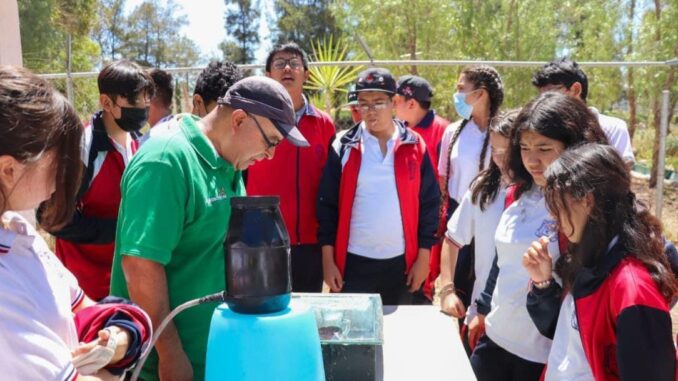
[305,35,364,115]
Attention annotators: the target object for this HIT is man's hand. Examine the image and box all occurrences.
[158,348,194,381]
[406,249,430,292]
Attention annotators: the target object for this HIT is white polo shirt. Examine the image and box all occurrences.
[545,238,619,381]
[485,186,561,364]
[544,294,594,381]
[347,123,405,259]
[445,184,507,324]
[438,120,491,202]
[0,212,84,381]
[590,107,635,164]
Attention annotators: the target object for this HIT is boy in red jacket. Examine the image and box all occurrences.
[247,43,336,292]
[317,68,440,305]
[395,75,450,303]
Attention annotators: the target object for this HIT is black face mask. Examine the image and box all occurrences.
[115,106,149,132]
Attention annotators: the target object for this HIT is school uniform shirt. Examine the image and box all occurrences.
[544,238,621,381]
[485,186,560,364]
[0,212,84,381]
[438,120,491,202]
[528,237,676,380]
[544,293,594,381]
[347,124,405,259]
[590,107,635,164]
[317,120,440,276]
[445,184,507,324]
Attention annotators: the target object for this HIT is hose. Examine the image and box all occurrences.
[129,291,226,381]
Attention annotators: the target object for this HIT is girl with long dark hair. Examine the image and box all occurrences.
[523,143,677,380]
[468,92,608,381]
[439,110,518,352]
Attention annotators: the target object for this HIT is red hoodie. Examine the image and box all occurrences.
[247,104,335,245]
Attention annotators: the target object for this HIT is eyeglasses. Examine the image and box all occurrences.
[357,102,391,113]
[248,113,281,150]
[271,58,303,70]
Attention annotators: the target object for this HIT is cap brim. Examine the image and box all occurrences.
[274,121,309,147]
[354,88,395,94]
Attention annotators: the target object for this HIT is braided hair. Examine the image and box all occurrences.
[439,65,504,217]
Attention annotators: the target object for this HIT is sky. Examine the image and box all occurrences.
[125,0,274,64]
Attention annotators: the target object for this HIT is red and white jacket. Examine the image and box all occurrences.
[48,111,138,301]
[317,121,440,275]
[527,241,676,380]
[247,104,335,245]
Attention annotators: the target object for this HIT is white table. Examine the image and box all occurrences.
[377,306,477,381]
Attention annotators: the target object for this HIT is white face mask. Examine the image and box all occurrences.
[452,89,479,120]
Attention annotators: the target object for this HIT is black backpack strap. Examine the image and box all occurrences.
[77,112,113,201]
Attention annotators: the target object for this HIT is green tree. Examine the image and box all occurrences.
[635,0,678,186]
[18,0,101,115]
[273,0,341,54]
[332,0,563,117]
[92,0,127,61]
[223,0,259,64]
[121,0,201,67]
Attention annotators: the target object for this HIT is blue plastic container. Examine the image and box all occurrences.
[205,300,325,381]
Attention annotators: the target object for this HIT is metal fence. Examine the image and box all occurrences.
[38,58,678,217]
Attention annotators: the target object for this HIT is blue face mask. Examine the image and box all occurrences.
[453,91,474,120]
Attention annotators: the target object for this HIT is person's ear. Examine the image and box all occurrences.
[230,109,248,134]
[568,82,583,99]
[583,193,595,213]
[303,70,310,82]
[192,94,206,117]
[0,155,19,191]
[265,71,272,78]
[100,94,115,113]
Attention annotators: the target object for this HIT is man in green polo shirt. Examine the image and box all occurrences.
[110,76,309,381]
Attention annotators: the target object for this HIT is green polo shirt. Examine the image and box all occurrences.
[110,115,245,381]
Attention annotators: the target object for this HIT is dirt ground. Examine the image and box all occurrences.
[630,176,678,336]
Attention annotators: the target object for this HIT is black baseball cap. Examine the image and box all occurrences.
[396,75,433,102]
[355,68,396,94]
[217,76,309,147]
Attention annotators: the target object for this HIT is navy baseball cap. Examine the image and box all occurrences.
[397,75,433,102]
[217,76,309,147]
[355,68,396,95]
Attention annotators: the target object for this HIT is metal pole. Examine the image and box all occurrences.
[66,33,74,104]
[655,90,670,220]
[354,35,375,66]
